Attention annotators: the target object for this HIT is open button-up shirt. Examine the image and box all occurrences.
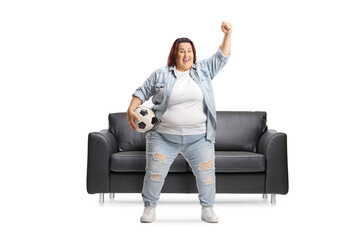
[133,48,230,143]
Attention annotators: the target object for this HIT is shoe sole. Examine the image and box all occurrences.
[140,218,156,223]
[201,217,218,223]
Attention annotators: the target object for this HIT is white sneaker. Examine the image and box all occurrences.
[201,206,218,223]
[140,206,156,223]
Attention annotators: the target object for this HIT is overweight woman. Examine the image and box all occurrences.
[127,21,232,223]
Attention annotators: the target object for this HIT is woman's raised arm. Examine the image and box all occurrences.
[220,21,232,56]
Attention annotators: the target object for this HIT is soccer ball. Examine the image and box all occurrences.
[134,106,157,133]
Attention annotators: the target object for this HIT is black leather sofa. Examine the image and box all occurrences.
[87,111,289,204]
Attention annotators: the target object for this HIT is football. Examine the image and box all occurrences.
[134,106,157,133]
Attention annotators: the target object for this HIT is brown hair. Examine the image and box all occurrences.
[167,37,197,67]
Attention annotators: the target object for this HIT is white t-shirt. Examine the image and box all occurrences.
[157,67,207,135]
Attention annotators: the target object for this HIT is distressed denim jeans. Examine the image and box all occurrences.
[142,132,216,208]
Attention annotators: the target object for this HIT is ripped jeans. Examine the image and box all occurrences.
[142,132,216,208]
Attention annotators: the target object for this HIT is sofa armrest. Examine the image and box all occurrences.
[87,129,118,194]
[258,129,289,194]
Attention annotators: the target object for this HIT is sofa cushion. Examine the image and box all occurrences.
[187,151,265,173]
[110,151,265,173]
[215,111,267,152]
[215,151,265,172]
[110,152,188,172]
[109,113,146,151]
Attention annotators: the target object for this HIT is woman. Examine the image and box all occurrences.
[127,21,232,223]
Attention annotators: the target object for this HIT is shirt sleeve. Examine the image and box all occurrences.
[132,71,157,103]
[197,47,231,80]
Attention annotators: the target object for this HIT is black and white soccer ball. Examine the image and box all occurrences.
[134,106,157,133]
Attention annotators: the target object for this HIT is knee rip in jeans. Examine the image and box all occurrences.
[203,176,215,185]
[152,153,168,164]
[198,160,214,171]
[150,174,162,181]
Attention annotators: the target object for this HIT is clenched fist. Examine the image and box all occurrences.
[221,21,232,35]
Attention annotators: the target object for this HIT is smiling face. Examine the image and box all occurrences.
[175,42,194,72]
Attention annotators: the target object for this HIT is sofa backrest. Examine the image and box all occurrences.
[109,112,146,151]
[215,111,267,152]
[109,111,267,152]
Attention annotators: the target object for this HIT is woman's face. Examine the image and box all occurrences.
[175,42,194,72]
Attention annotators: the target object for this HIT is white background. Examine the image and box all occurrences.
[1,0,359,239]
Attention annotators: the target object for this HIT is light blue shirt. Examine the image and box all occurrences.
[132,48,230,143]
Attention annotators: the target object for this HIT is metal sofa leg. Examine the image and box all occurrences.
[99,193,104,204]
[110,193,115,200]
[262,194,268,199]
[271,194,276,204]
